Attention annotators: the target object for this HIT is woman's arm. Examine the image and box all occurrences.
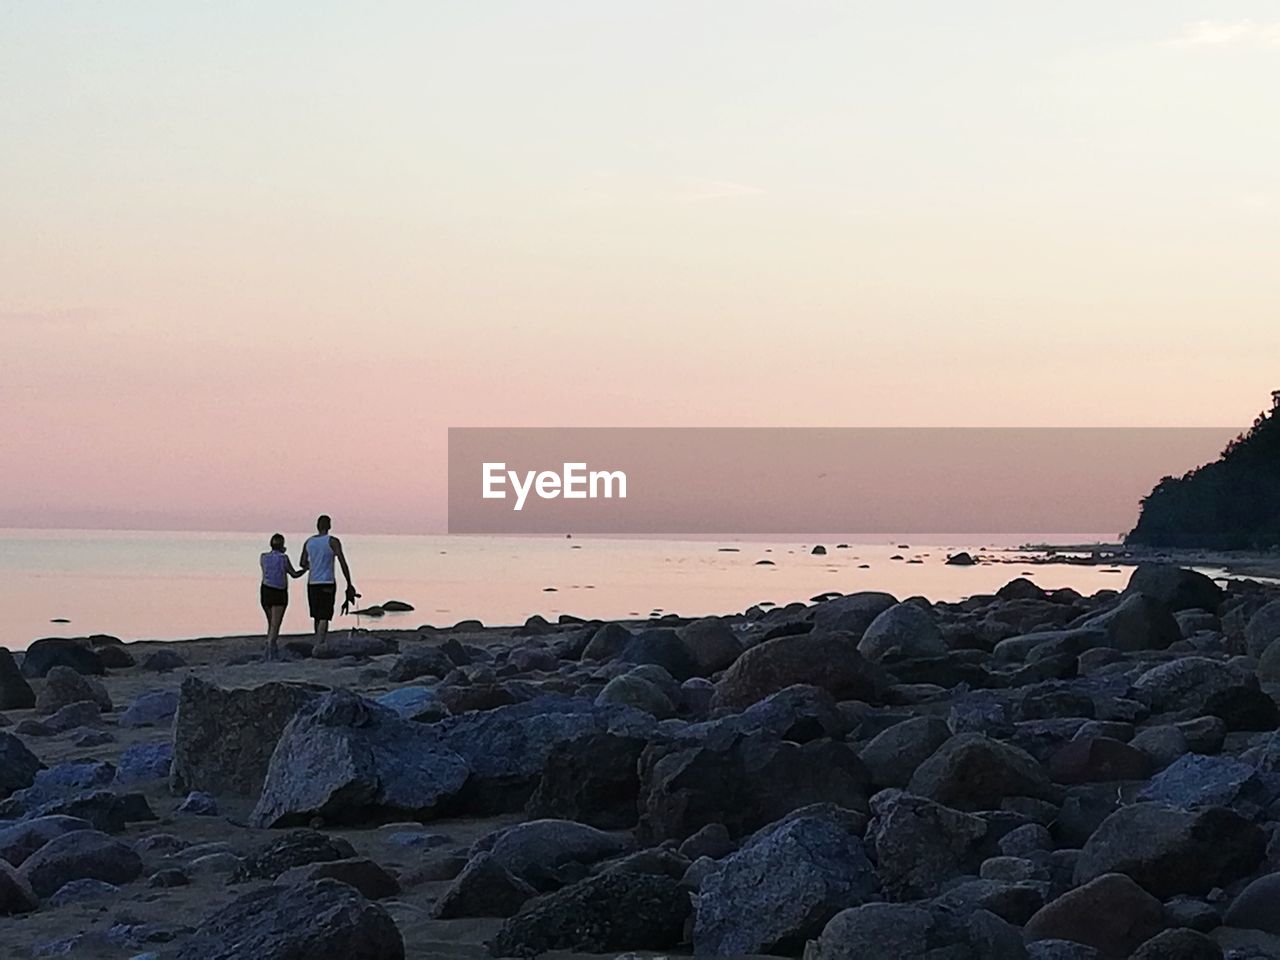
[286,557,304,578]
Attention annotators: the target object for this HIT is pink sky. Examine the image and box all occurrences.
[3,4,1278,532]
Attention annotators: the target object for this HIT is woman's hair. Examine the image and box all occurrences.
[270,533,285,550]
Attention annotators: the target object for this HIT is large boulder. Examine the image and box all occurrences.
[17,829,142,897]
[1048,737,1153,785]
[488,871,689,957]
[524,732,647,829]
[677,617,743,675]
[616,629,698,681]
[0,859,37,915]
[808,592,900,635]
[0,816,92,867]
[231,830,356,882]
[1129,658,1274,729]
[1224,871,1280,935]
[908,734,1057,811]
[424,695,654,813]
[638,732,869,843]
[693,813,879,955]
[1125,564,1224,613]
[433,851,535,918]
[1074,802,1265,898]
[806,902,1024,960]
[470,819,632,890]
[1246,599,1280,658]
[170,677,323,797]
[857,602,947,662]
[595,670,676,718]
[1079,594,1180,652]
[713,631,888,710]
[1023,872,1164,959]
[251,690,470,827]
[868,789,988,899]
[386,647,453,683]
[1,761,115,814]
[35,665,111,714]
[581,622,632,662]
[858,716,953,790]
[1137,754,1278,818]
[170,878,404,960]
[19,638,104,678]
[0,649,35,710]
[0,733,42,797]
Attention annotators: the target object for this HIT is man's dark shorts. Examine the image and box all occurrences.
[308,583,337,620]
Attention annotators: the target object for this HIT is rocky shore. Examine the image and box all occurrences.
[4,564,1280,959]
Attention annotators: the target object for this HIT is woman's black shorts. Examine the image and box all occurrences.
[260,584,289,611]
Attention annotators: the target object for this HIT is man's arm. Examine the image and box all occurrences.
[331,536,354,587]
[299,541,310,572]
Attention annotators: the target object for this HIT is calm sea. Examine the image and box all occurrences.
[2,529,1139,649]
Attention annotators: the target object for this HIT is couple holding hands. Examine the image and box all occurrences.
[258,514,357,660]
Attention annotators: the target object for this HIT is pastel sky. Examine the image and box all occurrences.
[3,2,1278,533]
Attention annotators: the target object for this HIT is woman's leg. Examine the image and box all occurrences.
[266,605,285,660]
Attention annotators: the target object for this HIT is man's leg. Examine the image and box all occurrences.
[315,617,329,648]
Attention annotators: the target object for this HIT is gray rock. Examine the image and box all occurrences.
[43,699,103,733]
[806,902,1025,960]
[275,858,399,900]
[1074,802,1265,898]
[692,813,879,955]
[867,789,987,898]
[48,877,119,905]
[0,815,92,867]
[1026,942,1102,960]
[1080,593,1180,652]
[231,831,356,882]
[1129,929,1222,960]
[0,732,43,795]
[0,858,37,914]
[386,647,453,683]
[1023,872,1164,959]
[176,791,218,816]
[488,871,689,957]
[35,665,111,714]
[858,602,947,662]
[1,760,114,815]
[617,629,698,681]
[596,671,676,718]
[170,677,323,797]
[1125,564,1224,613]
[808,592,900,635]
[859,715,953,789]
[1246,600,1280,659]
[375,686,446,721]
[1138,754,1279,818]
[1224,871,1280,935]
[713,630,888,710]
[19,638,104,678]
[678,822,734,861]
[141,649,187,672]
[170,878,404,960]
[433,851,535,918]
[581,622,632,662]
[908,733,1057,811]
[678,617,742,676]
[115,741,174,786]
[17,829,143,897]
[1130,657,1252,716]
[119,689,179,728]
[524,731,646,829]
[471,818,632,889]
[250,690,470,827]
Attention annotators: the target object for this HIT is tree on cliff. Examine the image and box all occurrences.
[1126,391,1280,550]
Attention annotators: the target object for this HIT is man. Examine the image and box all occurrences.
[299,514,356,650]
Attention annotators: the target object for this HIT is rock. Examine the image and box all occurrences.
[1,760,114,814]
[947,552,978,565]
[434,851,536,918]
[1130,658,1257,720]
[148,866,191,888]
[678,617,742,675]
[867,789,987,898]
[472,819,632,889]
[1137,753,1277,817]
[48,877,119,905]
[115,741,174,786]
[859,716,953,790]
[24,789,153,834]
[276,858,399,899]
[231,831,356,882]
[170,677,323,797]
[1080,594,1180,652]
[375,686,446,721]
[17,829,143,897]
[488,871,689,957]
[1245,600,1280,659]
[1026,943,1102,960]
[0,732,43,796]
[999,823,1053,856]
[36,665,111,714]
[999,578,1048,601]
[1048,737,1153,784]
[692,812,879,955]
[807,591,899,635]
[1074,802,1264,897]
[713,631,887,710]
[1023,872,1164,959]
[678,823,734,861]
[386,647,453,683]
[582,622,632,661]
[94,644,135,668]
[170,878,403,960]
[1129,929,1222,960]
[176,791,218,816]
[638,733,869,843]
[19,638,104,678]
[1125,564,1224,613]
[858,602,947,661]
[1223,871,1280,935]
[616,629,697,681]
[908,733,1057,811]
[141,649,187,672]
[250,690,470,827]
[595,671,676,718]
[805,902,1025,960]
[0,859,37,914]
[0,816,92,866]
[0,649,35,709]
[119,689,180,728]
[426,695,655,813]
[525,732,647,829]
[44,699,103,733]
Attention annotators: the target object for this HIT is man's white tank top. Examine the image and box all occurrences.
[305,534,336,584]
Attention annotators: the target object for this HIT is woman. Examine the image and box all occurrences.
[260,533,303,661]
